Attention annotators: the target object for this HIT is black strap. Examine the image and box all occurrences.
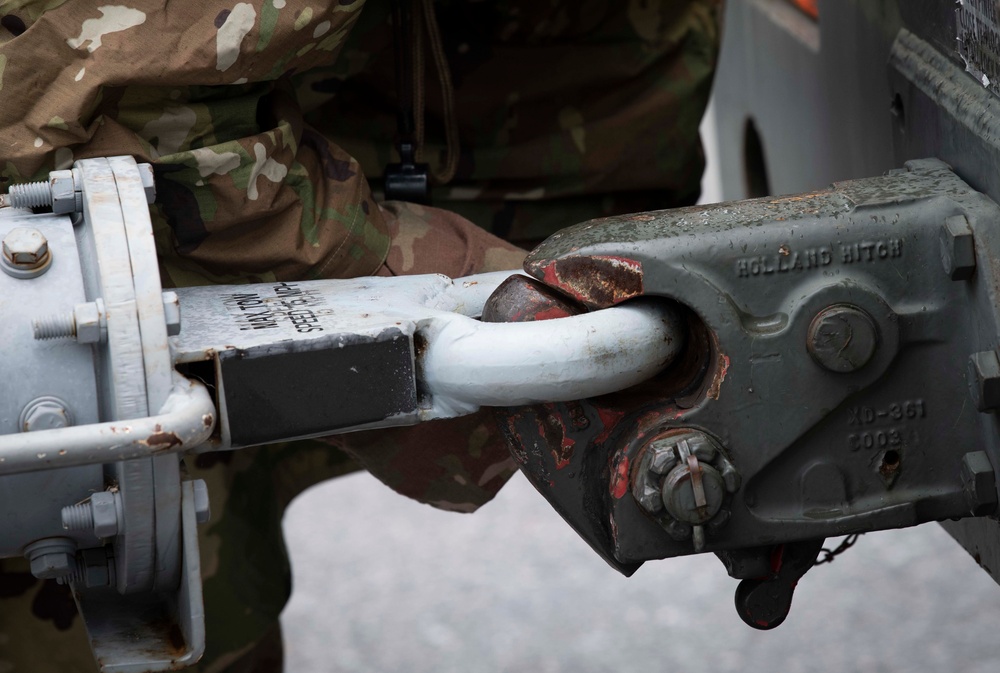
[385,0,430,204]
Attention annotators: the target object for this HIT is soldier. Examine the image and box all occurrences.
[0,1,720,670]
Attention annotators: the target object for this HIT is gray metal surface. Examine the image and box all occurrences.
[713,0,1000,586]
[493,160,1000,582]
[0,206,103,559]
[172,271,681,446]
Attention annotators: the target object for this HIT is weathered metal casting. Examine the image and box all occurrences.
[489,160,1000,625]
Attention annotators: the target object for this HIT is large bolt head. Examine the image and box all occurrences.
[3,227,48,266]
[941,215,976,281]
[23,399,71,432]
[807,304,878,373]
[30,552,75,580]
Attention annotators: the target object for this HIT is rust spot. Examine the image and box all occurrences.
[143,431,182,452]
[202,414,213,429]
[526,255,644,309]
[778,244,790,256]
[413,332,429,358]
[534,412,575,470]
[879,449,901,485]
[706,353,731,401]
[481,274,583,323]
[769,191,825,204]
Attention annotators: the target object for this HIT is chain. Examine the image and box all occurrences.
[814,533,863,566]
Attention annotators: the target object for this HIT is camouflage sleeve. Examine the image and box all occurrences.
[0,0,525,506]
[1,0,391,286]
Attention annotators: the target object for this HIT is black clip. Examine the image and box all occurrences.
[384,141,429,204]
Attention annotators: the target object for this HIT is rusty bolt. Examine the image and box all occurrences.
[3,227,49,267]
[807,304,878,373]
[631,429,740,552]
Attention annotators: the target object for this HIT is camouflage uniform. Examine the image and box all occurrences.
[0,0,719,670]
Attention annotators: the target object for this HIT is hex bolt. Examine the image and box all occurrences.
[20,397,73,432]
[7,180,52,209]
[968,350,1000,413]
[24,538,77,581]
[961,451,998,515]
[807,304,878,373]
[940,215,976,280]
[61,503,95,531]
[33,299,107,343]
[33,314,77,340]
[61,491,122,539]
[7,169,83,214]
[1,227,52,279]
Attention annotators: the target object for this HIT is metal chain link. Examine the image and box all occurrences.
[814,533,863,566]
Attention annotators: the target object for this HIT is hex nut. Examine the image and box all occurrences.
[3,227,48,266]
[941,215,976,281]
[631,429,740,551]
[49,169,81,215]
[74,301,105,344]
[969,351,1000,413]
[90,492,121,539]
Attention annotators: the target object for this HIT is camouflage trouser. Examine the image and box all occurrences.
[0,203,524,673]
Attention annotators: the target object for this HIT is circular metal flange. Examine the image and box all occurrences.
[108,156,182,593]
[75,158,156,595]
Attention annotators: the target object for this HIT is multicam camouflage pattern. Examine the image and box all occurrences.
[305,0,721,245]
[0,0,718,670]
